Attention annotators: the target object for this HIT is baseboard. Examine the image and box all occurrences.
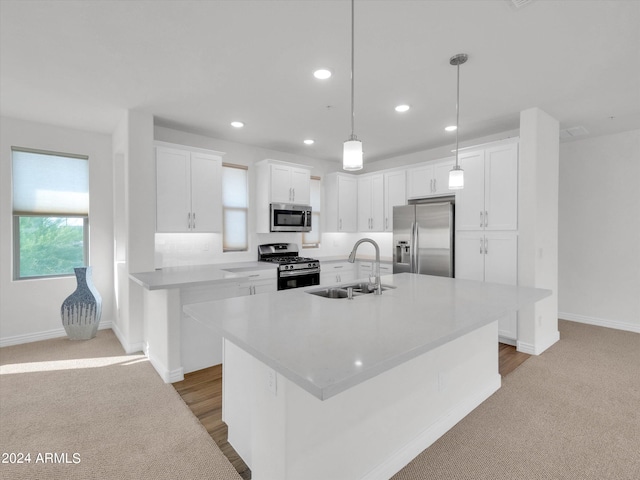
[110,321,145,354]
[362,374,502,480]
[498,335,517,346]
[517,330,560,355]
[147,350,184,384]
[0,321,113,348]
[559,312,640,334]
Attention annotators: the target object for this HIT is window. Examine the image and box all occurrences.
[302,176,321,248]
[12,148,89,280]
[222,163,248,252]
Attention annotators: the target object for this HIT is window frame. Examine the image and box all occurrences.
[11,147,90,281]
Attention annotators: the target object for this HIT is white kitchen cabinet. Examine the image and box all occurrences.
[156,145,223,233]
[181,282,242,373]
[406,158,455,199]
[324,173,358,232]
[357,174,384,232]
[256,160,312,233]
[455,142,518,231]
[320,261,357,285]
[455,231,518,341]
[384,170,406,231]
[237,268,277,296]
[358,261,392,279]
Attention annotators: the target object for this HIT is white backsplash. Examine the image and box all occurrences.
[155,231,393,268]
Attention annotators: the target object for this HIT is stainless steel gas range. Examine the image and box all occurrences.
[258,243,320,290]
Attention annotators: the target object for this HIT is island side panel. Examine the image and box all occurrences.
[225,321,500,480]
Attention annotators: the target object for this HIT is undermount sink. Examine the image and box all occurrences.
[306,283,395,299]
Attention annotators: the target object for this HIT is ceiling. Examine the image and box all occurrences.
[1,0,639,164]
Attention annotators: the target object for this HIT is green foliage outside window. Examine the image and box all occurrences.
[17,216,86,278]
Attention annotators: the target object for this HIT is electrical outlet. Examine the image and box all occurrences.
[266,368,277,396]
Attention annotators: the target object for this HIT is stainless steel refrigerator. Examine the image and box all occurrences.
[393,199,454,277]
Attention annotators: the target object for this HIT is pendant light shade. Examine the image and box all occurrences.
[343,0,363,171]
[448,53,468,190]
[343,137,363,171]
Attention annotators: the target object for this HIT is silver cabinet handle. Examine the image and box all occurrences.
[433,178,437,192]
[484,210,488,227]
[187,212,191,229]
[339,218,342,230]
[192,212,196,229]
[385,217,389,230]
[484,237,488,254]
[480,211,484,227]
[334,265,343,269]
[480,237,483,254]
[292,188,295,201]
[430,179,434,193]
[249,274,259,277]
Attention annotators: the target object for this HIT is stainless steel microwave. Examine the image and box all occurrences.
[270,203,312,232]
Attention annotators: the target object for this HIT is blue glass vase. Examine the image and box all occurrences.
[61,266,102,340]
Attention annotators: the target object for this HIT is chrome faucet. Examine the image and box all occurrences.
[348,238,382,295]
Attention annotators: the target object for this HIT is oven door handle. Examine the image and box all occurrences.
[279,267,321,277]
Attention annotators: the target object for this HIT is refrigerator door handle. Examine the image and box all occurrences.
[410,221,416,273]
[414,222,420,273]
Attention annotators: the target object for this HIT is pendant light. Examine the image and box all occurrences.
[448,53,468,190]
[343,0,363,171]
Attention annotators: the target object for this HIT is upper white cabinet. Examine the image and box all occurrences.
[357,174,384,232]
[268,163,311,204]
[324,172,358,232]
[156,144,223,233]
[406,158,455,199]
[383,170,406,232]
[256,160,312,233]
[456,142,518,231]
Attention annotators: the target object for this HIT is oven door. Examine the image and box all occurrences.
[270,204,312,232]
[278,268,320,290]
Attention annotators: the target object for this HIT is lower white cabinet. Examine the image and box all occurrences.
[358,261,393,279]
[320,262,357,285]
[455,231,518,341]
[237,269,277,296]
[181,282,242,373]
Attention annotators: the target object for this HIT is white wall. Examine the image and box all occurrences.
[558,129,640,333]
[0,117,114,345]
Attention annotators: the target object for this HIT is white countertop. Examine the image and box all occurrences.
[129,262,277,290]
[183,273,551,400]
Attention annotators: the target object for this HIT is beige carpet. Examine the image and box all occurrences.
[393,320,640,479]
[1,321,638,480]
[0,329,241,480]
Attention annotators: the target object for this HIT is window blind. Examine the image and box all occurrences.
[12,148,89,215]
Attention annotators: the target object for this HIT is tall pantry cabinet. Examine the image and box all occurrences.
[454,140,519,343]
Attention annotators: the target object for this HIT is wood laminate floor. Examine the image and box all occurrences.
[173,343,529,480]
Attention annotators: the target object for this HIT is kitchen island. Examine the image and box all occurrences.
[184,273,550,480]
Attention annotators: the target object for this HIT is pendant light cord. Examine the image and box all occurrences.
[455,62,460,167]
[350,0,356,140]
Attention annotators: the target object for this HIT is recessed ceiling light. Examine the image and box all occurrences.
[445,125,457,132]
[395,104,410,113]
[304,139,315,145]
[230,121,244,128]
[313,69,332,80]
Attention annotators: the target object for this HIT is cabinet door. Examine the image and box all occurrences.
[407,164,434,199]
[483,232,518,285]
[455,150,485,230]
[357,176,373,231]
[433,158,455,195]
[384,170,406,231]
[156,147,191,232]
[190,152,222,232]
[338,175,358,232]
[290,167,311,204]
[454,231,485,281]
[484,143,518,231]
[370,174,385,231]
[270,164,293,203]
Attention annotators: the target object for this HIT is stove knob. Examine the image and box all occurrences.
[308,263,312,268]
